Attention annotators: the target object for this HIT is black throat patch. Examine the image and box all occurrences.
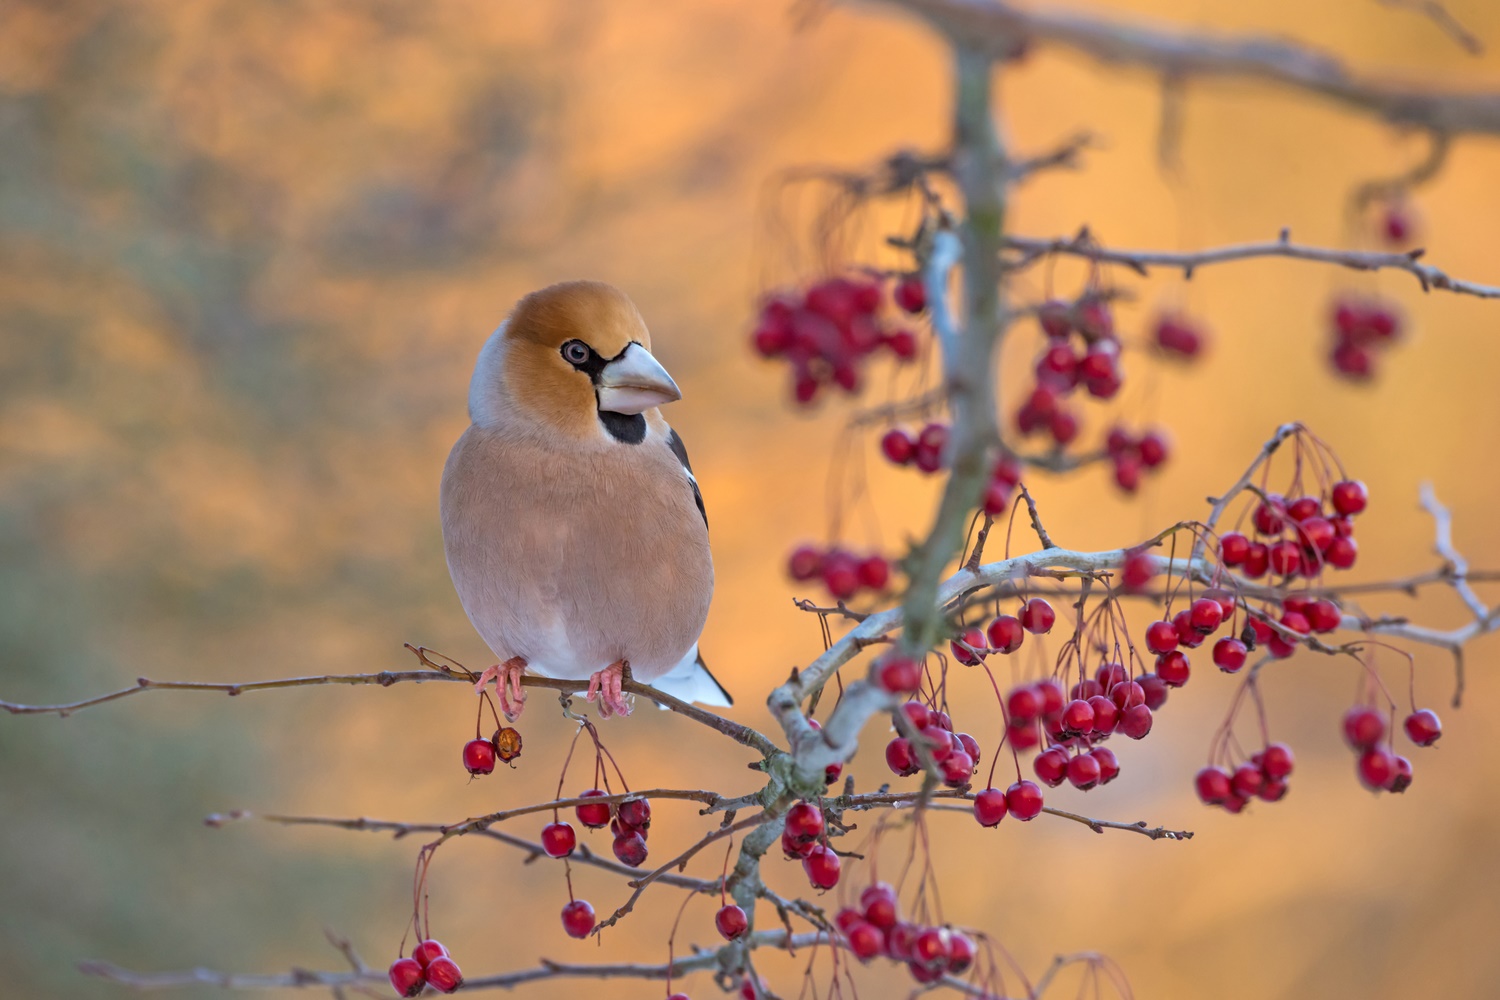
[598,410,647,444]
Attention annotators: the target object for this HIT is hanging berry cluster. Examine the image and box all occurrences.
[750,275,923,404]
[832,882,977,984]
[1104,424,1170,493]
[786,544,894,600]
[1218,477,1367,579]
[1328,295,1402,380]
[1152,313,1207,359]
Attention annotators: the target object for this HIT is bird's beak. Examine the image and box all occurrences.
[596,343,682,414]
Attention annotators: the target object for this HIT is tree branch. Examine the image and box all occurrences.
[878,0,1500,135]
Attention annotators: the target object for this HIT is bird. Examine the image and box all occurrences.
[440,280,729,720]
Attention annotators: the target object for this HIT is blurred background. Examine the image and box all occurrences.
[4,1,1500,998]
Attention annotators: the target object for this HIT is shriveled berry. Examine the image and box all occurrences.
[425,956,463,994]
[541,821,577,858]
[562,899,596,938]
[973,787,1008,827]
[1213,637,1248,673]
[803,844,842,889]
[1403,709,1442,747]
[716,904,749,940]
[389,957,425,998]
[463,738,497,776]
[612,830,648,868]
[618,798,651,830]
[1005,780,1044,820]
[1020,598,1056,634]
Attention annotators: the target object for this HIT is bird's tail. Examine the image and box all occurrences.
[649,647,732,708]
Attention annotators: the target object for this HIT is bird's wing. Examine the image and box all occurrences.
[665,425,707,531]
[649,645,733,707]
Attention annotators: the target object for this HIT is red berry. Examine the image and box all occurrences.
[1253,497,1286,536]
[1268,540,1302,576]
[425,956,463,994]
[1231,764,1263,799]
[1005,780,1044,820]
[1119,704,1154,739]
[940,749,975,787]
[1172,610,1203,649]
[899,701,931,731]
[1358,747,1397,790]
[1088,695,1119,735]
[1242,543,1270,578]
[1326,535,1358,569]
[1156,650,1190,687]
[1110,681,1145,710]
[950,626,988,665]
[1062,698,1096,736]
[973,787,1009,827]
[847,920,884,960]
[1020,598,1056,634]
[413,940,448,969]
[1191,597,1224,633]
[575,790,611,829]
[886,737,920,777]
[955,732,981,765]
[462,738,496,776]
[1213,637,1248,673]
[1121,549,1154,591]
[1404,709,1442,746]
[612,830,648,868]
[1096,661,1128,690]
[716,904,748,940]
[1039,299,1072,338]
[787,544,823,581]
[912,927,948,969]
[920,725,955,762]
[1387,755,1414,793]
[1036,679,1067,715]
[1145,620,1180,655]
[1138,431,1169,468]
[886,328,918,360]
[1006,686,1041,722]
[946,931,976,973]
[785,801,824,844]
[562,899,596,938]
[1343,707,1386,751]
[823,552,860,599]
[881,429,915,466]
[861,883,898,929]
[1262,743,1295,779]
[1331,480,1368,516]
[1067,752,1102,790]
[389,958,425,998]
[803,844,842,889]
[541,822,577,858]
[618,798,651,830]
[853,554,888,591]
[1137,673,1169,710]
[878,656,922,694]
[1091,747,1121,784]
[1305,599,1340,633]
[1113,454,1141,492]
[781,828,814,858]
[894,275,927,313]
[1034,747,1069,787]
[986,615,1025,654]
[1195,766,1232,805]
[1220,532,1251,566]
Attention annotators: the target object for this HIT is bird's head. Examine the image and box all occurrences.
[469,281,682,442]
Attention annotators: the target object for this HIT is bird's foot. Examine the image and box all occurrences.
[474,656,528,721]
[586,660,633,719]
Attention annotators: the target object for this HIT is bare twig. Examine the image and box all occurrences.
[880,0,1500,134]
[1018,483,1057,550]
[1375,0,1483,55]
[1002,231,1500,299]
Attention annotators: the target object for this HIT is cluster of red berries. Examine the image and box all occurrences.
[778,800,842,889]
[833,883,977,984]
[547,795,656,941]
[1219,480,1367,579]
[786,544,893,600]
[1152,313,1207,359]
[942,597,1056,669]
[1328,296,1402,380]
[882,701,982,789]
[1344,706,1442,793]
[879,422,948,473]
[461,726,522,775]
[1142,589,1245,685]
[1104,425,1170,493]
[1195,743,1296,813]
[1238,591,1343,660]
[750,275,923,404]
[388,940,463,997]
[1010,297,1122,451]
[1012,663,1165,759]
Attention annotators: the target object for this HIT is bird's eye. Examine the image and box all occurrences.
[561,340,591,366]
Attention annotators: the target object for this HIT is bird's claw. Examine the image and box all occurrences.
[476,657,528,721]
[586,660,633,718]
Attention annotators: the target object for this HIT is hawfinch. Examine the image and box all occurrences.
[441,280,729,719]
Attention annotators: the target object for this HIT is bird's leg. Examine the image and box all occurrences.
[474,656,528,721]
[585,659,633,719]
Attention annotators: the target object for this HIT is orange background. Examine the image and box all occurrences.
[3,2,1500,999]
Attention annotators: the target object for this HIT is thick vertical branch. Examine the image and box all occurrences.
[898,43,1009,655]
